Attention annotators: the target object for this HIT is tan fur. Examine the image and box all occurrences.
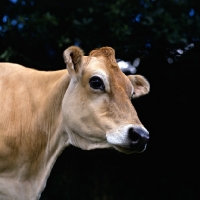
[0,64,68,163]
[0,46,149,200]
[89,47,117,67]
[0,63,70,199]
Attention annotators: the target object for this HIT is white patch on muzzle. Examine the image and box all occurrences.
[106,124,148,147]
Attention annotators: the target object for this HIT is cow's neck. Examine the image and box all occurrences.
[0,70,71,200]
[33,71,71,199]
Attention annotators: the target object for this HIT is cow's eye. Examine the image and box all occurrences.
[89,76,105,91]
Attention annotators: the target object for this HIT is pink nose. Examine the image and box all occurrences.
[128,127,149,152]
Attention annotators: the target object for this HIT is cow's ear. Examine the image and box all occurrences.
[63,46,84,78]
[128,75,150,98]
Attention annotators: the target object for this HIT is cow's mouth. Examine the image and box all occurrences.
[113,143,147,154]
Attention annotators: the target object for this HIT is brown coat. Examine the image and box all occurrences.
[0,46,150,199]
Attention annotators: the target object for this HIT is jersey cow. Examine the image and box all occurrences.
[0,46,150,200]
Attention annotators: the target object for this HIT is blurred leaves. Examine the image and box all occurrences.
[0,0,200,68]
[0,47,15,61]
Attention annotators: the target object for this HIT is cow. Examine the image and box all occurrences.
[0,46,150,200]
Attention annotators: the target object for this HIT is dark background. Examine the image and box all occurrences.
[1,0,199,199]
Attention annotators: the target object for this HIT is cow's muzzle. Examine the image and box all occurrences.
[106,125,149,153]
[128,126,149,152]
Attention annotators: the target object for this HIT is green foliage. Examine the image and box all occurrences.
[0,0,199,68]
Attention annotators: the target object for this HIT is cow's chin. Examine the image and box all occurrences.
[112,144,147,154]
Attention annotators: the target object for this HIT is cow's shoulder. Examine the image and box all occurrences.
[0,63,69,170]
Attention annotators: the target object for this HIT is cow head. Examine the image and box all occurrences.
[62,46,150,153]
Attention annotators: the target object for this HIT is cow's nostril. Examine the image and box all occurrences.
[128,128,140,143]
[125,126,149,152]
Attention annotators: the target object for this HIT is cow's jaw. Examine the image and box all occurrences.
[64,126,112,150]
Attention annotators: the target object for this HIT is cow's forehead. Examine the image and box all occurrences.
[83,56,133,96]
